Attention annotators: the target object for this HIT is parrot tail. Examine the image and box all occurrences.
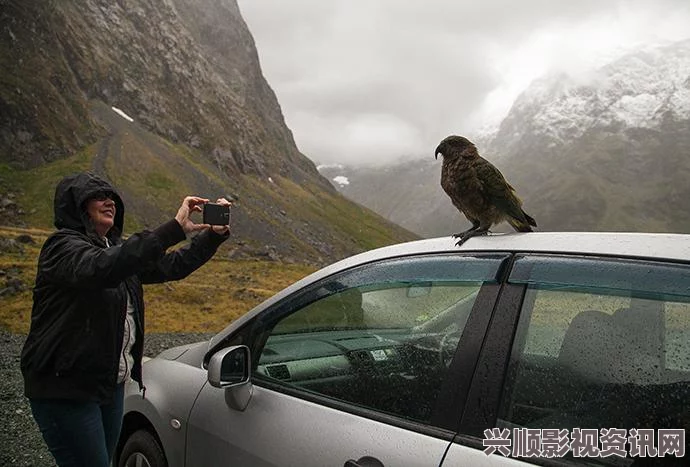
[508,210,537,232]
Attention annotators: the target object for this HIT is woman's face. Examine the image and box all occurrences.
[86,193,116,237]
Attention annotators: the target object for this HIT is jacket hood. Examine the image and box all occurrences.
[53,172,125,239]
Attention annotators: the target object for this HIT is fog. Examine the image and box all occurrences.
[238,0,690,167]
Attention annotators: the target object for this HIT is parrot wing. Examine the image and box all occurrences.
[474,158,529,223]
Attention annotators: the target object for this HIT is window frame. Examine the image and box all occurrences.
[238,252,511,435]
[457,252,690,463]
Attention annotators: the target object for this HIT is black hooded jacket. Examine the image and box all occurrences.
[21,173,228,402]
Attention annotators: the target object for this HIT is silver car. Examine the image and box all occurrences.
[115,233,690,467]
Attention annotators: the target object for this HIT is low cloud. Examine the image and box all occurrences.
[238,0,690,166]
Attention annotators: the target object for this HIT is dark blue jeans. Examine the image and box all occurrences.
[29,383,125,467]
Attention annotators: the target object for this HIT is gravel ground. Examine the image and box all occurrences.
[0,330,214,467]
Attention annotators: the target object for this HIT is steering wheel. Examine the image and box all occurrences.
[438,327,462,367]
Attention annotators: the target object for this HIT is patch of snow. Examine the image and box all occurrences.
[670,87,690,117]
[268,177,274,184]
[505,40,690,147]
[111,106,134,122]
[611,94,663,127]
[332,176,350,187]
[317,163,345,171]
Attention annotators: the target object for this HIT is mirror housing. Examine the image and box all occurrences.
[207,345,253,411]
[207,345,250,388]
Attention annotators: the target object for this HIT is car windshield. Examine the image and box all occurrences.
[271,282,482,334]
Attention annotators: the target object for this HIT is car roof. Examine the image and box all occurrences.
[355,231,690,264]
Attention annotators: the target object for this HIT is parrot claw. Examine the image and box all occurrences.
[452,228,489,246]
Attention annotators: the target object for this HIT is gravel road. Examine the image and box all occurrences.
[0,330,214,466]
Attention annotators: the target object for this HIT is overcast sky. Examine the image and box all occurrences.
[237,0,690,167]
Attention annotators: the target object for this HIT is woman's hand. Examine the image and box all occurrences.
[175,196,210,234]
[210,198,232,235]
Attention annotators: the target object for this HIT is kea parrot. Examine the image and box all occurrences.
[435,135,537,246]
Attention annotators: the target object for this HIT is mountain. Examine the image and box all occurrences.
[2,0,316,181]
[489,40,690,159]
[321,39,690,237]
[0,0,418,265]
[318,161,458,238]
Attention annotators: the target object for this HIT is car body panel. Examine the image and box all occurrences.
[186,383,453,467]
[157,341,206,361]
[443,443,530,466]
[123,358,207,467]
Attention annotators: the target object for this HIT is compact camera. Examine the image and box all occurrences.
[203,203,231,226]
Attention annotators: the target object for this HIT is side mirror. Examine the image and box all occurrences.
[207,345,253,411]
[207,345,250,388]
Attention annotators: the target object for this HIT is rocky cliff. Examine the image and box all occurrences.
[2,0,325,186]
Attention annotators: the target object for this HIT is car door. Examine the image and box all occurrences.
[186,253,510,467]
[446,254,690,466]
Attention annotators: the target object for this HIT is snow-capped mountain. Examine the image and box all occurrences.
[321,39,690,237]
[490,39,690,159]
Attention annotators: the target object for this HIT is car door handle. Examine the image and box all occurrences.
[344,456,385,467]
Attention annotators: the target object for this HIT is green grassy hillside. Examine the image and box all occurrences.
[0,225,317,334]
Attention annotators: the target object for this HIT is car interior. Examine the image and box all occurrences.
[254,286,480,424]
[500,294,690,464]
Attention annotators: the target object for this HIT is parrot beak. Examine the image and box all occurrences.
[434,144,443,160]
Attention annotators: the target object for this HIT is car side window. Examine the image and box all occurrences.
[498,255,690,462]
[253,254,508,427]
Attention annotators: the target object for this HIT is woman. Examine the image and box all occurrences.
[20,172,231,467]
